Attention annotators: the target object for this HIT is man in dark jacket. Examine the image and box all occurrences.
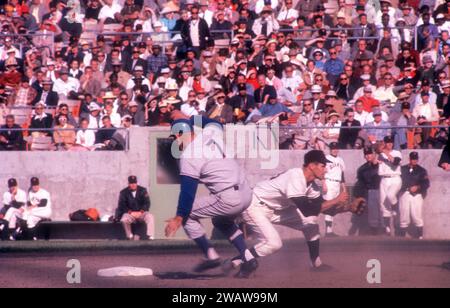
[0,115,25,151]
[181,5,212,56]
[399,152,430,239]
[352,147,381,235]
[115,176,154,240]
[338,108,362,149]
[29,102,53,136]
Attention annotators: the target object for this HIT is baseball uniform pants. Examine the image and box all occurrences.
[399,191,424,228]
[241,194,320,257]
[121,212,155,239]
[183,182,253,240]
[4,207,52,229]
[380,176,402,218]
[323,180,341,224]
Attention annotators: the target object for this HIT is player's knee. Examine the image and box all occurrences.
[212,217,238,238]
[266,236,283,254]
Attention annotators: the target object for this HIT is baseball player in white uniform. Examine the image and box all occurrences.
[1,178,27,240]
[323,142,346,237]
[378,136,402,236]
[165,117,258,278]
[225,150,365,272]
[4,177,52,240]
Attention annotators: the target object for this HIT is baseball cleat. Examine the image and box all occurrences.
[310,263,334,272]
[234,258,258,279]
[193,258,222,273]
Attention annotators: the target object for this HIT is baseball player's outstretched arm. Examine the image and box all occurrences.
[165,175,199,237]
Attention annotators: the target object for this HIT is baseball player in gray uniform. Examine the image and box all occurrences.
[225,150,365,272]
[323,142,346,237]
[165,117,258,278]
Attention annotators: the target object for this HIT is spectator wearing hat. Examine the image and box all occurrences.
[364,107,391,144]
[53,68,80,99]
[357,85,381,113]
[309,84,325,113]
[1,178,27,240]
[0,115,25,151]
[33,78,59,107]
[252,6,280,37]
[206,91,233,124]
[437,80,450,111]
[127,101,146,127]
[414,79,438,106]
[390,100,416,149]
[413,91,440,148]
[230,83,256,121]
[399,152,430,239]
[29,101,53,137]
[87,102,103,130]
[126,65,151,91]
[101,101,122,128]
[338,108,362,149]
[180,5,212,55]
[160,6,179,31]
[9,76,36,106]
[317,110,341,150]
[115,176,154,240]
[0,62,22,88]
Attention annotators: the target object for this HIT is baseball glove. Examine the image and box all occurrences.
[344,197,366,216]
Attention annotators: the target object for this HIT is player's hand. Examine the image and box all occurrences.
[336,191,349,205]
[131,211,142,219]
[165,216,183,237]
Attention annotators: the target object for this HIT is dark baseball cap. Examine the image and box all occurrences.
[128,176,138,184]
[329,142,339,150]
[401,102,411,110]
[384,135,394,143]
[8,178,17,188]
[363,147,374,155]
[304,150,331,166]
[409,151,419,160]
[30,177,40,186]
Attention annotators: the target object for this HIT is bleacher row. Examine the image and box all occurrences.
[1,99,81,151]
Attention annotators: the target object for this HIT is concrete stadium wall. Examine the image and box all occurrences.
[1,127,449,239]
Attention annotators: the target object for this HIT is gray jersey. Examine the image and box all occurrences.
[180,132,245,195]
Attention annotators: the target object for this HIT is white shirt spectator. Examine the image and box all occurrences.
[354,110,369,126]
[181,103,199,117]
[98,3,123,21]
[281,75,303,95]
[0,46,21,61]
[277,7,298,23]
[76,129,96,148]
[190,19,201,47]
[413,102,440,122]
[373,85,397,105]
[200,9,214,27]
[252,16,280,36]
[53,77,80,97]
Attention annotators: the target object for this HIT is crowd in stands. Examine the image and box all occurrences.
[0,0,449,151]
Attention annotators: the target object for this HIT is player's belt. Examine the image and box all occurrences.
[214,185,239,194]
[381,175,399,178]
[325,178,341,182]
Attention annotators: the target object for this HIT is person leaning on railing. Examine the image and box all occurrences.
[0,115,25,151]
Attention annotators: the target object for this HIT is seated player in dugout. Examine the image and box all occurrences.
[224,150,366,272]
[164,116,258,278]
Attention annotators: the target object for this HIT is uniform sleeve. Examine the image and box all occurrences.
[177,175,199,219]
[284,170,307,199]
[180,157,202,180]
[2,193,9,207]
